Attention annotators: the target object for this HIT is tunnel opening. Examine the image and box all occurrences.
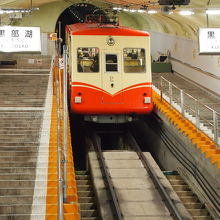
[55,3,105,53]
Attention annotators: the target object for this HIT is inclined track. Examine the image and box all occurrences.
[86,131,191,220]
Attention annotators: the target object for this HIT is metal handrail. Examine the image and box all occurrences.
[55,45,70,218]
[63,45,68,202]
[160,76,220,149]
[56,71,64,220]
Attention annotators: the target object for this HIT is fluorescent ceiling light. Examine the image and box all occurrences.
[137,9,145,13]
[113,7,122,11]
[206,9,220,15]
[130,9,137,13]
[179,10,194,15]
[0,8,39,14]
[148,10,157,14]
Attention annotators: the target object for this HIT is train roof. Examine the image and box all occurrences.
[66,23,150,37]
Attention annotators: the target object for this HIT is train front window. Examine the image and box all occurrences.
[77,47,99,73]
[105,54,118,72]
[123,48,146,73]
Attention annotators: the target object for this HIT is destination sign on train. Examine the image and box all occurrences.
[0,26,41,52]
[199,28,220,54]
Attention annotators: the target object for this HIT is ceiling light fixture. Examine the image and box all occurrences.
[179,10,194,15]
[206,9,220,15]
[0,8,39,14]
[148,10,157,14]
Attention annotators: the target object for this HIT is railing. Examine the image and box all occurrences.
[56,45,69,219]
[160,76,220,149]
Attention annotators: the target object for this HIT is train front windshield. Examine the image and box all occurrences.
[77,47,99,72]
[123,48,146,73]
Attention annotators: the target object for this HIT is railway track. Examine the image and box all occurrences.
[85,129,192,220]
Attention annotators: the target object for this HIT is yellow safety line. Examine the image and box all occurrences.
[153,90,220,168]
[45,66,80,219]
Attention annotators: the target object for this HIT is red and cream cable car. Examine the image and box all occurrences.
[66,15,153,123]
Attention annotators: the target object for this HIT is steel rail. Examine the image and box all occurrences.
[126,132,183,220]
[91,132,123,220]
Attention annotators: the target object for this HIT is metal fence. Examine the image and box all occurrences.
[160,76,220,149]
[55,45,69,219]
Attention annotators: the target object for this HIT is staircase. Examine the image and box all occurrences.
[0,110,44,219]
[76,170,99,220]
[0,64,51,219]
[165,172,213,220]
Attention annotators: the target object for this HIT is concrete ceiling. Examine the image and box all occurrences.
[0,0,220,39]
[0,0,220,9]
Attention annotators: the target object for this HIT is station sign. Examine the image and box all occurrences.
[199,28,220,54]
[0,26,41,52]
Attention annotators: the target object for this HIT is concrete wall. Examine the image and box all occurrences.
[150,31,220,95]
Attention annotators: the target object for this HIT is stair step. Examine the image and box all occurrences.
[172,185,191,191]
[0,162,38,167]
[188,209,209,216]
[184,203,204,209]
[0,146,39,151]
[0,174,36,180]
[80,203,96,210]
[76,175,90,180]
[77,185,92,191]
[75,171,88,175]
[180,196,199,203]
[176,191,194,197]
[0,196,34,205]
[0,180,36,187]
[169,179,186,185]
[81,210,97,217]
[0,188,34,195]
[193,216,213,220]
[81,218,98,220]
[77,180,91,185]
[78,197,95,203]
[0,157,38,162]
[0,167,46,174]
[0,143,39,147]
[166,175,182,180]
[0,205,32,214]
[78,191,94,197]
[0,151,38,156]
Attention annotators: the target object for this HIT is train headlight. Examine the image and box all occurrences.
[75,96,82,104]
[144,97,151,104]
[107,36,115,46]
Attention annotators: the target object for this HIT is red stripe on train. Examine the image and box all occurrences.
[70,83,153,114]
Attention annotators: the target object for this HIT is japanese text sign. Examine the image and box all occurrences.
[199,28,220,54]
[0,26,41,52]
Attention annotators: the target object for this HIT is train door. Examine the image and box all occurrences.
[101,50,123,104]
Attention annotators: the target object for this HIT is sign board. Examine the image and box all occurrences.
[0,26,41,52]
[48,32,57,41]
[59,58,64,69]
[199,28,220,54]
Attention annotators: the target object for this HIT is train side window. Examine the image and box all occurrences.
[105,54,118,72]
[77,47,99,73]
[123,48,146,73]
